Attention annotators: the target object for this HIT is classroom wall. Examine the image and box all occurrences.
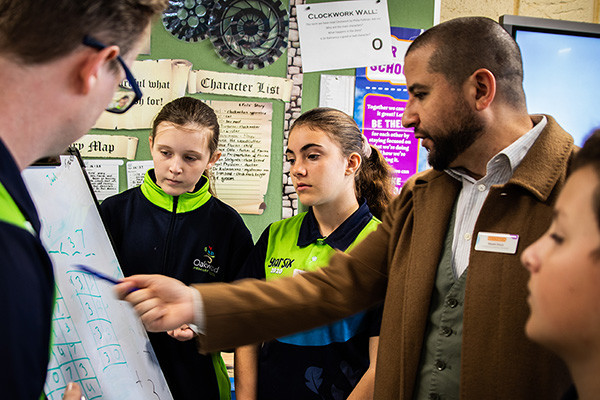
[85,0,594,239]
[440,0,599,23]
[85,0,436,240]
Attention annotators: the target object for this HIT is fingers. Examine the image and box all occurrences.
[170,325,195,341]
[63,382,84,400]
[114,276,144,299]
[113,274,196,333]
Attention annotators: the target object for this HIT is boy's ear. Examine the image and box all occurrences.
[148,135,154,149]
[78,45,120,95]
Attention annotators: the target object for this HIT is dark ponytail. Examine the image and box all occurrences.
[291,107,394,219]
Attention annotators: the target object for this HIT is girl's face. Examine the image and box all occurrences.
[521,166,600,360]
[286,125,359,208]
[149,121,220,196]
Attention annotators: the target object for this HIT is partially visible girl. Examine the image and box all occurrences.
[235,107,394,400]
[521,129,600,400]
[101,97,253,399]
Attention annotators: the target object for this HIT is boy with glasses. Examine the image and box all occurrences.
[0,1,167,398]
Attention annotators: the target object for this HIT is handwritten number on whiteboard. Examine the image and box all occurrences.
[85,302,93,316]
[70,275,84,291]
[79,362,88,377]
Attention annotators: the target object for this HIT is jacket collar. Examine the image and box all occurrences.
[297,200,374,251]
[140,169,212,213]
[0,138,40,233]
[509,114,575,201]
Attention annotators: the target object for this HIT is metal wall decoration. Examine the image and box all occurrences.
[208,0,289,70]
[162,0,216,42]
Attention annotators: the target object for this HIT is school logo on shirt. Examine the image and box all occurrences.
[193,246,219,276]
[268,257,295,275]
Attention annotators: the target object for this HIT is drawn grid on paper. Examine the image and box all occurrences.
[44,226,128,399]
[45,287,103,400]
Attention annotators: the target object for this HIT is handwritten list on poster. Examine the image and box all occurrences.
[206,101,272,214]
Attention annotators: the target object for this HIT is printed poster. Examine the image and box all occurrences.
[354,27,429,193]
[296,0,392,72]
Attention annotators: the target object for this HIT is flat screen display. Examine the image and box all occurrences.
[515,29,600,146]
[501,15,600,146]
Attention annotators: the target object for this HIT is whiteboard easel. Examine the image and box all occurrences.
[23,152,172,400]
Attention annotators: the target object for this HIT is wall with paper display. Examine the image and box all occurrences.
[84,1,289,240]
[80,0,435,238]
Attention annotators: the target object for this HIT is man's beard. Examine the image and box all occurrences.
[422,109,485,171]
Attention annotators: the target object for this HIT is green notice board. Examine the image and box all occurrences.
[85,0,434,240]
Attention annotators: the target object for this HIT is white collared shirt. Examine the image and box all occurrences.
[446,116,547,278]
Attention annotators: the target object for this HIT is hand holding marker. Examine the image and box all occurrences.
[77,264,199,333]
[74,264,137,291]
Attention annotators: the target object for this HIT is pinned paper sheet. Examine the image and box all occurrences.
[73,135,139,160]
[297,0,392,72]
[319,74,356,116]
[207,100,272,215]
[126,160,154,189]
[83,159,124,201]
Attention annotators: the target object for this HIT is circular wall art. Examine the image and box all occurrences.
[162,0,215,42]
[209,0,289,70]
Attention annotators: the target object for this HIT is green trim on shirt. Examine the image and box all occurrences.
[140,170,212,213]
[0,181,35,234]
[211,353,232,400]
[265,212,380,279]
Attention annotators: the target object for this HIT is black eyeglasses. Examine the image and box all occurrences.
[82,35,142,114]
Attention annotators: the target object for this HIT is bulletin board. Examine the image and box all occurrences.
[83,0,435,239]
[86,3,289,241]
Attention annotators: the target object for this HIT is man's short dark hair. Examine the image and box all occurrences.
[407,16,526,108]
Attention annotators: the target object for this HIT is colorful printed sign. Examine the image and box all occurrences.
[354,27,429,192]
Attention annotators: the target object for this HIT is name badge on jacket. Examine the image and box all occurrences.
[474,232,519,254]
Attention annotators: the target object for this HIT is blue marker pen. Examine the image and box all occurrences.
[74,264,121,285]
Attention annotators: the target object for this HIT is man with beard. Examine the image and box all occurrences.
[117,17,575,399]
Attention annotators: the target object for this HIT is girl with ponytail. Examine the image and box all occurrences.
[235,107,394,400]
